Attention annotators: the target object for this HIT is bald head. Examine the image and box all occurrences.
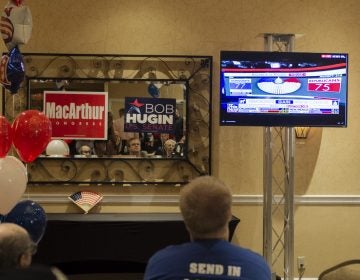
[179,176,232,240]
[0,223,28,238]
[0,223,35,269]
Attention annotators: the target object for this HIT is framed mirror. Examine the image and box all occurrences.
[3,54,212,185]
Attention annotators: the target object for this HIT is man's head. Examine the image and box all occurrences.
[79,145,91,156]
[118,108,125,117]
[0,223,37,269]
[127,137,141,155]
[179,176,232,240]
[164,139,176,155]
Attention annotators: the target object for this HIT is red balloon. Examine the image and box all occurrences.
[11,0,24,7]
[0,116,12,158]
[12,110,52,163]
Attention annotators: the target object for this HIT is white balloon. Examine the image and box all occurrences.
[46,140,69,156]
[0,156,27,215]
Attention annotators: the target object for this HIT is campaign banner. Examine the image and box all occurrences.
[124,97,176,133]
[44,91,108,140]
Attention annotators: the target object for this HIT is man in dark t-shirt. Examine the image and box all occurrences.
[144,176,271,280]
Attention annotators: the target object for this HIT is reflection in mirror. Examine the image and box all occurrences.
[28,79,187,159]
[3,54,212,185]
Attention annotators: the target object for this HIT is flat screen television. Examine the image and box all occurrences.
[220,51,348,127]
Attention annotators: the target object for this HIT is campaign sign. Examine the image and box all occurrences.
[44,91,108,139]
[124,97,176,133]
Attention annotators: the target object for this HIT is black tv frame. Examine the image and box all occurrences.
[220,51,348,127]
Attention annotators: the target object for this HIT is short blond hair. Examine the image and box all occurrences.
[179,176,232,236]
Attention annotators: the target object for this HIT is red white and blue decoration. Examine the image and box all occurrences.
[0,0,32,50]
[68,191,103,214]
[0,46,25,94]
[0,3,47,246]
[0,0,32,94]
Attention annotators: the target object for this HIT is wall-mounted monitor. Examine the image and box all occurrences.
[220,51,348,127]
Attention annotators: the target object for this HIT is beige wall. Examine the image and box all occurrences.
[2,0,360,277]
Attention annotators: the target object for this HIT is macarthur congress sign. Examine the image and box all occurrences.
[44,91,108,139]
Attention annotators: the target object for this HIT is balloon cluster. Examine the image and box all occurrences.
[0,110,50,244]
[0,0,32,94]
[0,110,52,162]
[0,110,51,215]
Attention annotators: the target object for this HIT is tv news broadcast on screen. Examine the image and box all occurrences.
[220,51,348,127]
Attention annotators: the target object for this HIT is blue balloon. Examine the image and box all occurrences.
[5,46,25,94]
[147,82,160,98]
[5,200,47,244]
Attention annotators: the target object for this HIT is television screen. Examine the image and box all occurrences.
[220,51,348,127]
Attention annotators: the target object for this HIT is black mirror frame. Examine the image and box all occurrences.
[2,53,212,186]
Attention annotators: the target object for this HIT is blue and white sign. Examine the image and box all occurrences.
[124,97,176,133]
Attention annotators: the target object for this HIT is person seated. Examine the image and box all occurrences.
[75,140,94,157]
[144,176,271,280]
[163,139,178,158]
[113,108,139,154]
[141,133,162,156]
[78,144,92,157]
[0,223,68,279]
[154,133,175,156]
[0,223,36,269]
[123,137,142,157]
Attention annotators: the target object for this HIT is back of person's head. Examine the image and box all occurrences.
[179,176,232,239]
[0,223,36,269]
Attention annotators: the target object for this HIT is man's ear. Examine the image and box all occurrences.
[19,252,32,268]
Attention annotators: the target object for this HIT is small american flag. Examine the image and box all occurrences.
[68,191,103,214]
